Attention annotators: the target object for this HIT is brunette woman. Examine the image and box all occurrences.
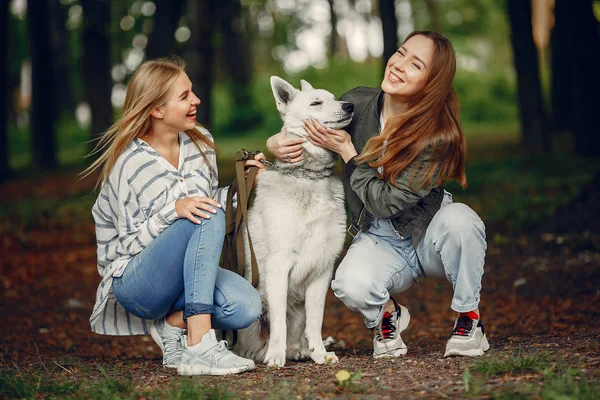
[268,31,488,358]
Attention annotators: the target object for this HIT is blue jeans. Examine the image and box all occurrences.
[112,209,261,330]
[331,193,486,328]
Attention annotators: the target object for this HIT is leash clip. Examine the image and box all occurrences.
[347,224,359,238]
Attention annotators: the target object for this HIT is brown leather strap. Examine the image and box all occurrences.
[222,149,260,287]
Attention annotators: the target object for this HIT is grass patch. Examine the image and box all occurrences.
[462,354,600,399]
[166,378,236,400]
[0,364,238,400]
[0,367,80,399]
[450,135,600,232]
[471,353,548,378]
[540,368,600,400]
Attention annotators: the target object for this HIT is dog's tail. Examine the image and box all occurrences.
[232,314,270,362]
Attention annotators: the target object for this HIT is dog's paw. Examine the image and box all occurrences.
[264,348,286,368]
[310,351,338,365]
[288,346,311,361]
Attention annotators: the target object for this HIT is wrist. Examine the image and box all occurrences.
[340,143,358,163]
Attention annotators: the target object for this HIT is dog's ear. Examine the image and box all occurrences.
[300,79,314,92]
[270,76,298,114]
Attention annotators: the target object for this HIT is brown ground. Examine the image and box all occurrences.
[1,171,600,398]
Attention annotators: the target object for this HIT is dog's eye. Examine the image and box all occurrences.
[310,101,323,106]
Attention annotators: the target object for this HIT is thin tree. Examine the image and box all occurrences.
[81,0,113,153]
[379,0,398,73]
[507,0,549,156]
[0,0,9,180]
[552,0,600,157]
[218,0,261,131]
[423,0,441,33]
[27,0,57,168]
[146,0,184,59]
[328,0,338,58]
[184,0,215,128]
[49,1,74,115]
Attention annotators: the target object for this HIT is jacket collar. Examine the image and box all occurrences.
[353,90,386,153]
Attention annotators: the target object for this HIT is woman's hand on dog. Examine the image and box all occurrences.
[266,130,305,163]
[175,197,222,224]
[244,152,267,188]
[305,119,358,163]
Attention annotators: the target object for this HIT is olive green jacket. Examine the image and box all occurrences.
[340,87,444,248]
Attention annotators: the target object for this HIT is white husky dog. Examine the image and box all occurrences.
[232,77,354,367]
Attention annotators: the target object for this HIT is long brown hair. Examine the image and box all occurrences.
[81,57,215,188]
[356,31,467,190]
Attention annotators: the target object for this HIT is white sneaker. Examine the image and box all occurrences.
[373,303,411,359]
[444,315,490,357]
[150,317,185,368]
[177,330,255,376]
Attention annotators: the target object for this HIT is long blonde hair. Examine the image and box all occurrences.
[82,57,215,188]
[356,31,467,190]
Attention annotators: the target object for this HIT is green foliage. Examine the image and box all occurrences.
[540,368,600,400]
[0,367,80,399]
[449,134,600,232]
[462,358,600,399]
[471,353,548,378]
[166,379,235,400]
[0,364,238,400]
[454,68,518,124]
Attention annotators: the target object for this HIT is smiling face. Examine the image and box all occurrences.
[381,34,435,101]
[155,72,200,132]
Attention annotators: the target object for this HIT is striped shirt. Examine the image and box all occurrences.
[89,127,234,335]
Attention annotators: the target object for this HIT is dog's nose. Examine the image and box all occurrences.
[342,102,354,113]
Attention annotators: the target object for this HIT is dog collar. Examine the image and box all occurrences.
[273,164,335,179]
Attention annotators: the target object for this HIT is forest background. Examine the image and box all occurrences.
[1,0,600,398]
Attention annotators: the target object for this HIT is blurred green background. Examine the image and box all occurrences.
[2,0,600,234]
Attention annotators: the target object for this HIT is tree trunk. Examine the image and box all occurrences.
[549,13,570,132]
[328,0,338,58]
[184,0,215,129]
[81,0,113,152]
[423,0,441,33]
[146,0,184,59]
[49,1,74,115]
[218,0,260,132]
[379,0,398,71]
[553,0,600,158]
[0,0,9,181]
[27,0,57,168]
[507,0,549,156]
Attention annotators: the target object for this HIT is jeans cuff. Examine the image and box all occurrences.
[184,303,215,321]
[451,300,479,314]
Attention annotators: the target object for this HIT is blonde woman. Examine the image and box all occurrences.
[269,31,488,358]
[84,58,265,375]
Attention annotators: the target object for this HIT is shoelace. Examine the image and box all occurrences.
[376,311,396,341]
[215,340,228,352]
[160,330,184,364]
[452,315,474,337]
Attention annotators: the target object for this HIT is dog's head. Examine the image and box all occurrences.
[270,76,354,135]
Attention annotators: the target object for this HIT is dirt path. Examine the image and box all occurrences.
[1,173,600,398]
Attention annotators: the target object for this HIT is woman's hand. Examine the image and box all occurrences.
[175,197,221,224]
[266,130,305,163]
[304,118,358,163]
[244,152,267,188]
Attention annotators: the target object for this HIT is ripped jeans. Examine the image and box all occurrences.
[331,192,487,328]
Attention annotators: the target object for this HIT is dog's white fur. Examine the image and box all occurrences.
[232,77,353,367]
